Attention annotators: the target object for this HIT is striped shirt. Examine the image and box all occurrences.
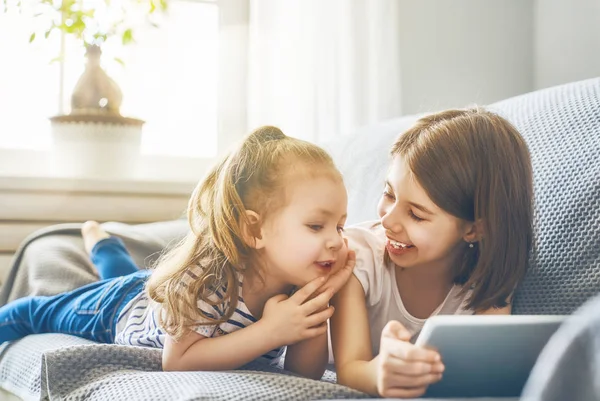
[114,266,285,364]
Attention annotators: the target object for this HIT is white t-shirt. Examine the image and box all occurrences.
[345,221,474,356]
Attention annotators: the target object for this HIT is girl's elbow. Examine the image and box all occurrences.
[305,367,327,380]
[335,368,351,386]
[162,350,190,372]
[289,365,326,380]
[161,355,180,372]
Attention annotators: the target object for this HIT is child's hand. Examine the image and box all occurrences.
[261,276,334,346]
[320,238,356,296]
[376,321,445,398]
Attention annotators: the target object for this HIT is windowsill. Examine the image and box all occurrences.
[0,148,211,193]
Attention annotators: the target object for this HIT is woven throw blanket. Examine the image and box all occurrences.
[0,333,368,401]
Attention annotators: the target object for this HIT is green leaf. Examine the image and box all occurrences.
[49,55,64,64]
[44,29,52,39]
[122,28,133,45]
[149,0,156,14]
[114,57,125,67]
[29,32,36,43]
[62,0,76,12]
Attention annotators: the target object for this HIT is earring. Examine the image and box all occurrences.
[469,242,474,248]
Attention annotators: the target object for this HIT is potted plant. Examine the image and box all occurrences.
[2,0,169,178]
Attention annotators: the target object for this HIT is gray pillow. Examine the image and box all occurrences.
[327,78,600,315]
[490,78,600,314]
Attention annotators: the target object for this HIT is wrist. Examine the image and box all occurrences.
[368,355,382,396]
[255,319,285,349]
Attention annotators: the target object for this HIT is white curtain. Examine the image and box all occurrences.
[247,0,403,143]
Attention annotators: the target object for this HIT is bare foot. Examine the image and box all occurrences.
[82,221,111,254]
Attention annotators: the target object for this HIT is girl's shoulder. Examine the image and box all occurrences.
[438,285,475,316]
[344,220,387,248]
[345,221,390,305]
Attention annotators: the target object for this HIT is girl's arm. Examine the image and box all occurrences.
[284,249,356,379]
[163,276,335,372]
[331,275,443,398]
[330,275,380,394]
[284,332,329,379]
[163,320,282,371]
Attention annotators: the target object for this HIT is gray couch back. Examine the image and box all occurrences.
[325,78,600,315]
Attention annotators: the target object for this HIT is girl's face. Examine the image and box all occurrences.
[255,173,348,287]
[377,156,473,272]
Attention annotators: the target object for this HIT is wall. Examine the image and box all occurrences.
[397,0,535,114]
[534,0,600,90]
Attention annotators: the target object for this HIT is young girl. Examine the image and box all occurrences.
[331,108,534,398]
[0,126,354,380]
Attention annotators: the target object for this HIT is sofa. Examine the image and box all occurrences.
[0,77,598,400]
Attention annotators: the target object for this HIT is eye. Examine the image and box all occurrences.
[409,210,424,222]
[337,225,345,233]
[308,224,323,232]
[383,188,395,201]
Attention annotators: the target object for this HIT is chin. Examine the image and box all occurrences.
[302,271,328,285]
[387,252,416,269]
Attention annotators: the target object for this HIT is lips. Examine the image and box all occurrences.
[387,238,414,249]
[315,260,335,269]
[386,238,415,256]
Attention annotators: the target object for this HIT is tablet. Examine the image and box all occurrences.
[414,315,567,398]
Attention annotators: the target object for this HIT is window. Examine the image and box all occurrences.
[0,4,60,150]
[0,0,219,158]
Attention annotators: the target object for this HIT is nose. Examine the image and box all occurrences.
[327,231,344,251]
[380,204,404,235]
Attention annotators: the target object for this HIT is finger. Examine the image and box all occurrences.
[302,324,328,340]
[382,320,412,342]
[289,276,327,304]
[380,357,443,377]
[266,293,289,304]
[379,386,428,399]
[305,306,335,327]
[321,250,356,293]
[385,372,443,388]
[431,362,445,374]
[301,289,334,315]
[383,338,441,363]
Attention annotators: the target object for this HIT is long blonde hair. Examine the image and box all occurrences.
[147,126,339,339]
[390,107,533,311]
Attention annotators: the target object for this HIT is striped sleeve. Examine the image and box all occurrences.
[193,293,224,337]
[182,266,223,338]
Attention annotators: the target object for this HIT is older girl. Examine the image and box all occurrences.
[331,108,534,397]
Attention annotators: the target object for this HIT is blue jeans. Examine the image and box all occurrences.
[0,237,149,345]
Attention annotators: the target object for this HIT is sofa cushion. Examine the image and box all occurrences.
[323,116,418,225]
[326,78,600,315]
[491,78,600,314]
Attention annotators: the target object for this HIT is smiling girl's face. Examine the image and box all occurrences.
[377,155,474,273]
